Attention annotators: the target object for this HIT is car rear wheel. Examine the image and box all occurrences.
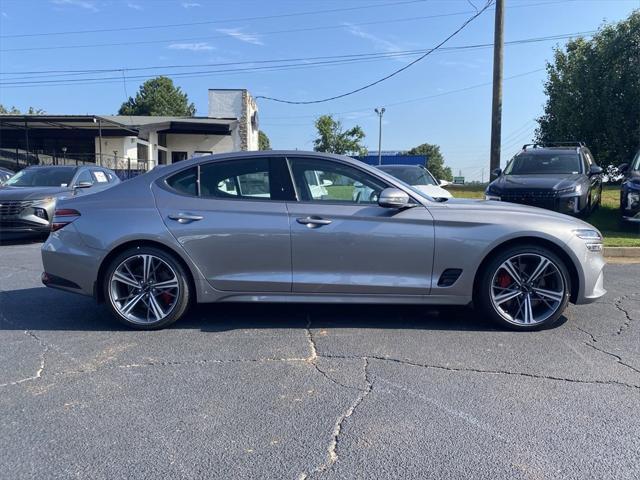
[477,245,571,330]
[103,246,191,330]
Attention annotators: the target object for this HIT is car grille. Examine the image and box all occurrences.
[0,200,33,217]
[500,190,557,209]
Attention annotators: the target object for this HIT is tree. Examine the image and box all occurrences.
[313,115,367,156]
[0,105,45,114]
[258,130,271,150]
[407,143,453,181]
[536,11,640,168]
[118,76,196,116]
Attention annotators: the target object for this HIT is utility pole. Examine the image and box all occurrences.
[489,0,504,180]
[374,107,385,165]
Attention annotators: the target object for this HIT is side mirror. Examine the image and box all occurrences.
[589,165,603,176]
[438,179,448,187]
[492,168,502,177]
[378,187,413,209]
[322,179,333,187]
[618,163,629,174]
[75,181,93,189]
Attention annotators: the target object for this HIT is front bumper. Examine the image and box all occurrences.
[484,192,584,215]
[568,236,606,305]
[0,199,55,235]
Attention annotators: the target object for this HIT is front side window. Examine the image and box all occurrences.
[5,167,76,187]
[75,170,94,185]
[504,153,582,175]
[289,157,388,204]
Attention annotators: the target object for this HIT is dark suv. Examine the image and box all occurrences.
[619,149,640,225]
[485,142,603,216]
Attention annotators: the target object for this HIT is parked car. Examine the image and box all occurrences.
[353,164,452,201]
[485,143,603,217]
[0,166,14,185]
[41,151,605,331]
[618,149,640,225]
[0,165,120,236]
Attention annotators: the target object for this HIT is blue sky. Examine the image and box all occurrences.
[0,0,638,180]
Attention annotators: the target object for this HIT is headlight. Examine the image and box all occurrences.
[557,185,581,195]
[573,228,603,252]
[573,229,602,240]
[31,196,55,206]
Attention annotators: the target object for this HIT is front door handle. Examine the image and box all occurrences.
[168,213,204,224]
[297,216,332,227]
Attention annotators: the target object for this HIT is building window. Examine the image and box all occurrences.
[158,150,167,165]
[171,151,188,163]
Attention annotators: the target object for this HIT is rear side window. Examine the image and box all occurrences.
[164,158,295,201]
[200,158,271,199]
[166,167,197,195]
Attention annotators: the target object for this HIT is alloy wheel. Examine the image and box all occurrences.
[490,253,566,326]
[109,254,180,325]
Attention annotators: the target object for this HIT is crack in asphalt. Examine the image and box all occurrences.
[574,326,640,376]
[299,357,372,480]
[305,315,367,393]
[614,294,637,336]
[0,329,49,388]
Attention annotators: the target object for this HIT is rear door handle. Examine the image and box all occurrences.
[296,216,332,227]
[168,213,203,224]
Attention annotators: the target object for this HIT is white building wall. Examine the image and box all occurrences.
[208,90,243,118]
[166,134,234,161]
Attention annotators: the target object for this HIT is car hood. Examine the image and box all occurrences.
[492,174,584,191]
[440,198,594,228]
[413,184,453,199]
[0,186,71,200]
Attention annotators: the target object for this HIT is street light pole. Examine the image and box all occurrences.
[374,107,385,165]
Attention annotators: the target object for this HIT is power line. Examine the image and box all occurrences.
[0,10,473,53]
[0,28,591,88]
[0,0,427,38]
[0,0,582,53]
[255,1,494,105]
[1,30,592,80]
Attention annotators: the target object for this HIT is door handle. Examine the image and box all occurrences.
[296,216,332,227]
[168,213,204,224]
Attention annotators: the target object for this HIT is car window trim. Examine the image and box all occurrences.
[161,156,296,203]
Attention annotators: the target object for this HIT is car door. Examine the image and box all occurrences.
[153,156,296,292]
[286,156,435,295]
[583,150,602,203]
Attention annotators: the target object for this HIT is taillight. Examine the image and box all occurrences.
[51,208,81,232]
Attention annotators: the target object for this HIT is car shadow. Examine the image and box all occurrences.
[0,235,46,246]
[0,287,566,333]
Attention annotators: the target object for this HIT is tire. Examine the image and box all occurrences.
[103,246,191,330]
[476,244,571,331]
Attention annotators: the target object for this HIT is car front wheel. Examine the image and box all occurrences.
[103,246,191,329]
[477,245,571,330]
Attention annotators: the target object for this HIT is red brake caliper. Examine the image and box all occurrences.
[497,271,512,288]
[161,292,173,306]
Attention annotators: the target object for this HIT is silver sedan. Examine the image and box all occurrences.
[41,151,606,330]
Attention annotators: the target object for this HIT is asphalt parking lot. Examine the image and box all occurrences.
[1,242,639,480]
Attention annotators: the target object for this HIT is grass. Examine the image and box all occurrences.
[446,184,640,247]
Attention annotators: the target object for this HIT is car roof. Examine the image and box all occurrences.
[378,164,423,169]
[517,147,581,155]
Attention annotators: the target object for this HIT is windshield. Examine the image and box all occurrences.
[5,167,76,187]
[504,153,582,175]
[379,166,437,186]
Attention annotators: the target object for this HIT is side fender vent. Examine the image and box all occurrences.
[438,268,462,287]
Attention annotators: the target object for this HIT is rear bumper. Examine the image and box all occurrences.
[41,226,103,297]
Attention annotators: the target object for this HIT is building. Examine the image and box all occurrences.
[0,89,259,174]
